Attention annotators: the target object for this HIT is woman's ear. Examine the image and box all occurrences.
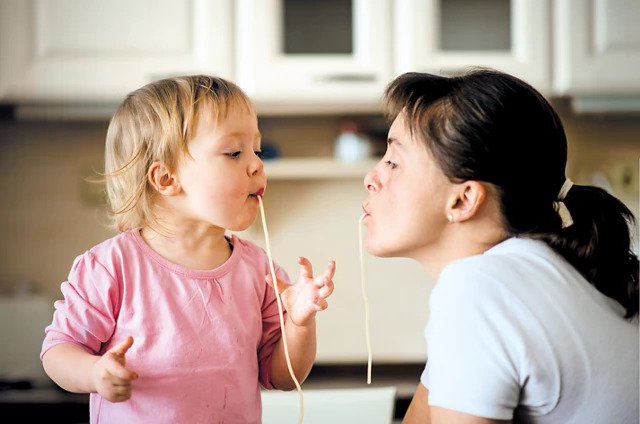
[445,181,487,223]
[147,161,181,196]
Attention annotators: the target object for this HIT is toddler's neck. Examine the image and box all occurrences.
[140,225,232,271]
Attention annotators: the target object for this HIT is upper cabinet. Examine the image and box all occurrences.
[235,0,392,110]
[394,0,551,92]
[1,0,639,108]
[554,0,640,95]
[0,0,233,102]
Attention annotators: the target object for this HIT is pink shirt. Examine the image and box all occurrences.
[41,229,288,423]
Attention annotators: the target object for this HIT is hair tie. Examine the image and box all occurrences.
[553,178,574,228]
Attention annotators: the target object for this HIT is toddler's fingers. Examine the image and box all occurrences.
[313,299,329,311]
[108,361,138,381]
[109,375,135,387]
[297,257,314,279]
[314,260,336,287]
[318,280,334,299]
[108,336,134,357]
[322,260,336,281]
[112,392,132,403]
[113,385,132,397]
[313,276,327,288]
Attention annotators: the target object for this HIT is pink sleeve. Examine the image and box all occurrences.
[257,263,290,389]
[40,251,120,360]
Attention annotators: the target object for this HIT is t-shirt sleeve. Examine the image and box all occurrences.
[420,263,523,420]
[40,251,120,360]
[257,262,290,389]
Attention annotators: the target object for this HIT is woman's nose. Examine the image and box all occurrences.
[364,168,380,193]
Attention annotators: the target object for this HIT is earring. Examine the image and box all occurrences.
[447,214,454,223]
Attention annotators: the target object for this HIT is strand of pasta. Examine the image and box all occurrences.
[359,213,372,384]
[258,196,304,424]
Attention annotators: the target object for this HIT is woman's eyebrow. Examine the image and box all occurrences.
[387,137,402,147]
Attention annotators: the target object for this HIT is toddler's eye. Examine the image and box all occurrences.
[255,150,264,159]
[385,160,398,169]
[225,151,242,158]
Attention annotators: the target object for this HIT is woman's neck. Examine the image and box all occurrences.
[140,220,232,271]
[414,223,507,280]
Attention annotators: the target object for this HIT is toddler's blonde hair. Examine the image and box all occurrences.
[104,75,253,232]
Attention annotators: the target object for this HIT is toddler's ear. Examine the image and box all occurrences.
[148,161,181,196]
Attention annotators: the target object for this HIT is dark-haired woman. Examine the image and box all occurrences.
[361,70,639,423]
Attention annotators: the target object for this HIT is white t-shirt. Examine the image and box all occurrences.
[421,237,639,423]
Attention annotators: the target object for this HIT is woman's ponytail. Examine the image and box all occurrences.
[533,185,639,319]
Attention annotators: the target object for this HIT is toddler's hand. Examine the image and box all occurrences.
[90,336,138,402]
[266,257,336,327]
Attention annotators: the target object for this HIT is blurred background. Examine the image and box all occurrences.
[0,0,639,422]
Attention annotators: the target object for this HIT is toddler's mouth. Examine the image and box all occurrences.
[249,187,265,198]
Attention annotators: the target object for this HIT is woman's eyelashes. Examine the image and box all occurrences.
[382,148,398,169]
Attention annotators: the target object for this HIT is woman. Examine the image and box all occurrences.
[362,70,638,423]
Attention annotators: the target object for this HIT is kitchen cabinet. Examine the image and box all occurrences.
[394,0,551,92]
[235,0,392,109]
[0,0,233,102]
[2,0,639,108]
[554,0,640,95]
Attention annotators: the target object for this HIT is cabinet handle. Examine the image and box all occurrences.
[316,74,377,83]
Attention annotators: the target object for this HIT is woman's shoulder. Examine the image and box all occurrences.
[439,251,516,288]
[435,237,557,304]
[435,257,509,309]
[442,237,558,282]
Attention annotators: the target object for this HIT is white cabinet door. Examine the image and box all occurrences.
[394,0,551,92]
[0,0,233,102]
[235,0,392,110]
[554,0,640,95]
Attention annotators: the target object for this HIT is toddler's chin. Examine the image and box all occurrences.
[227,214,258,232]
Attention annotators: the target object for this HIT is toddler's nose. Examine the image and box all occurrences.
[249,155,264,177]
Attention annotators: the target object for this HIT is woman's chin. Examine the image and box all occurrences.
[365,238,401,258]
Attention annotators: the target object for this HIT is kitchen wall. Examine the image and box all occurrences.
[0,102,638,374]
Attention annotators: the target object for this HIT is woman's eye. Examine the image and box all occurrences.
[385,160,398,169]
[225,151,242,158]
[255,150,264,159]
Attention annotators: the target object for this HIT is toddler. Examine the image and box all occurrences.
[41,75,335,423]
